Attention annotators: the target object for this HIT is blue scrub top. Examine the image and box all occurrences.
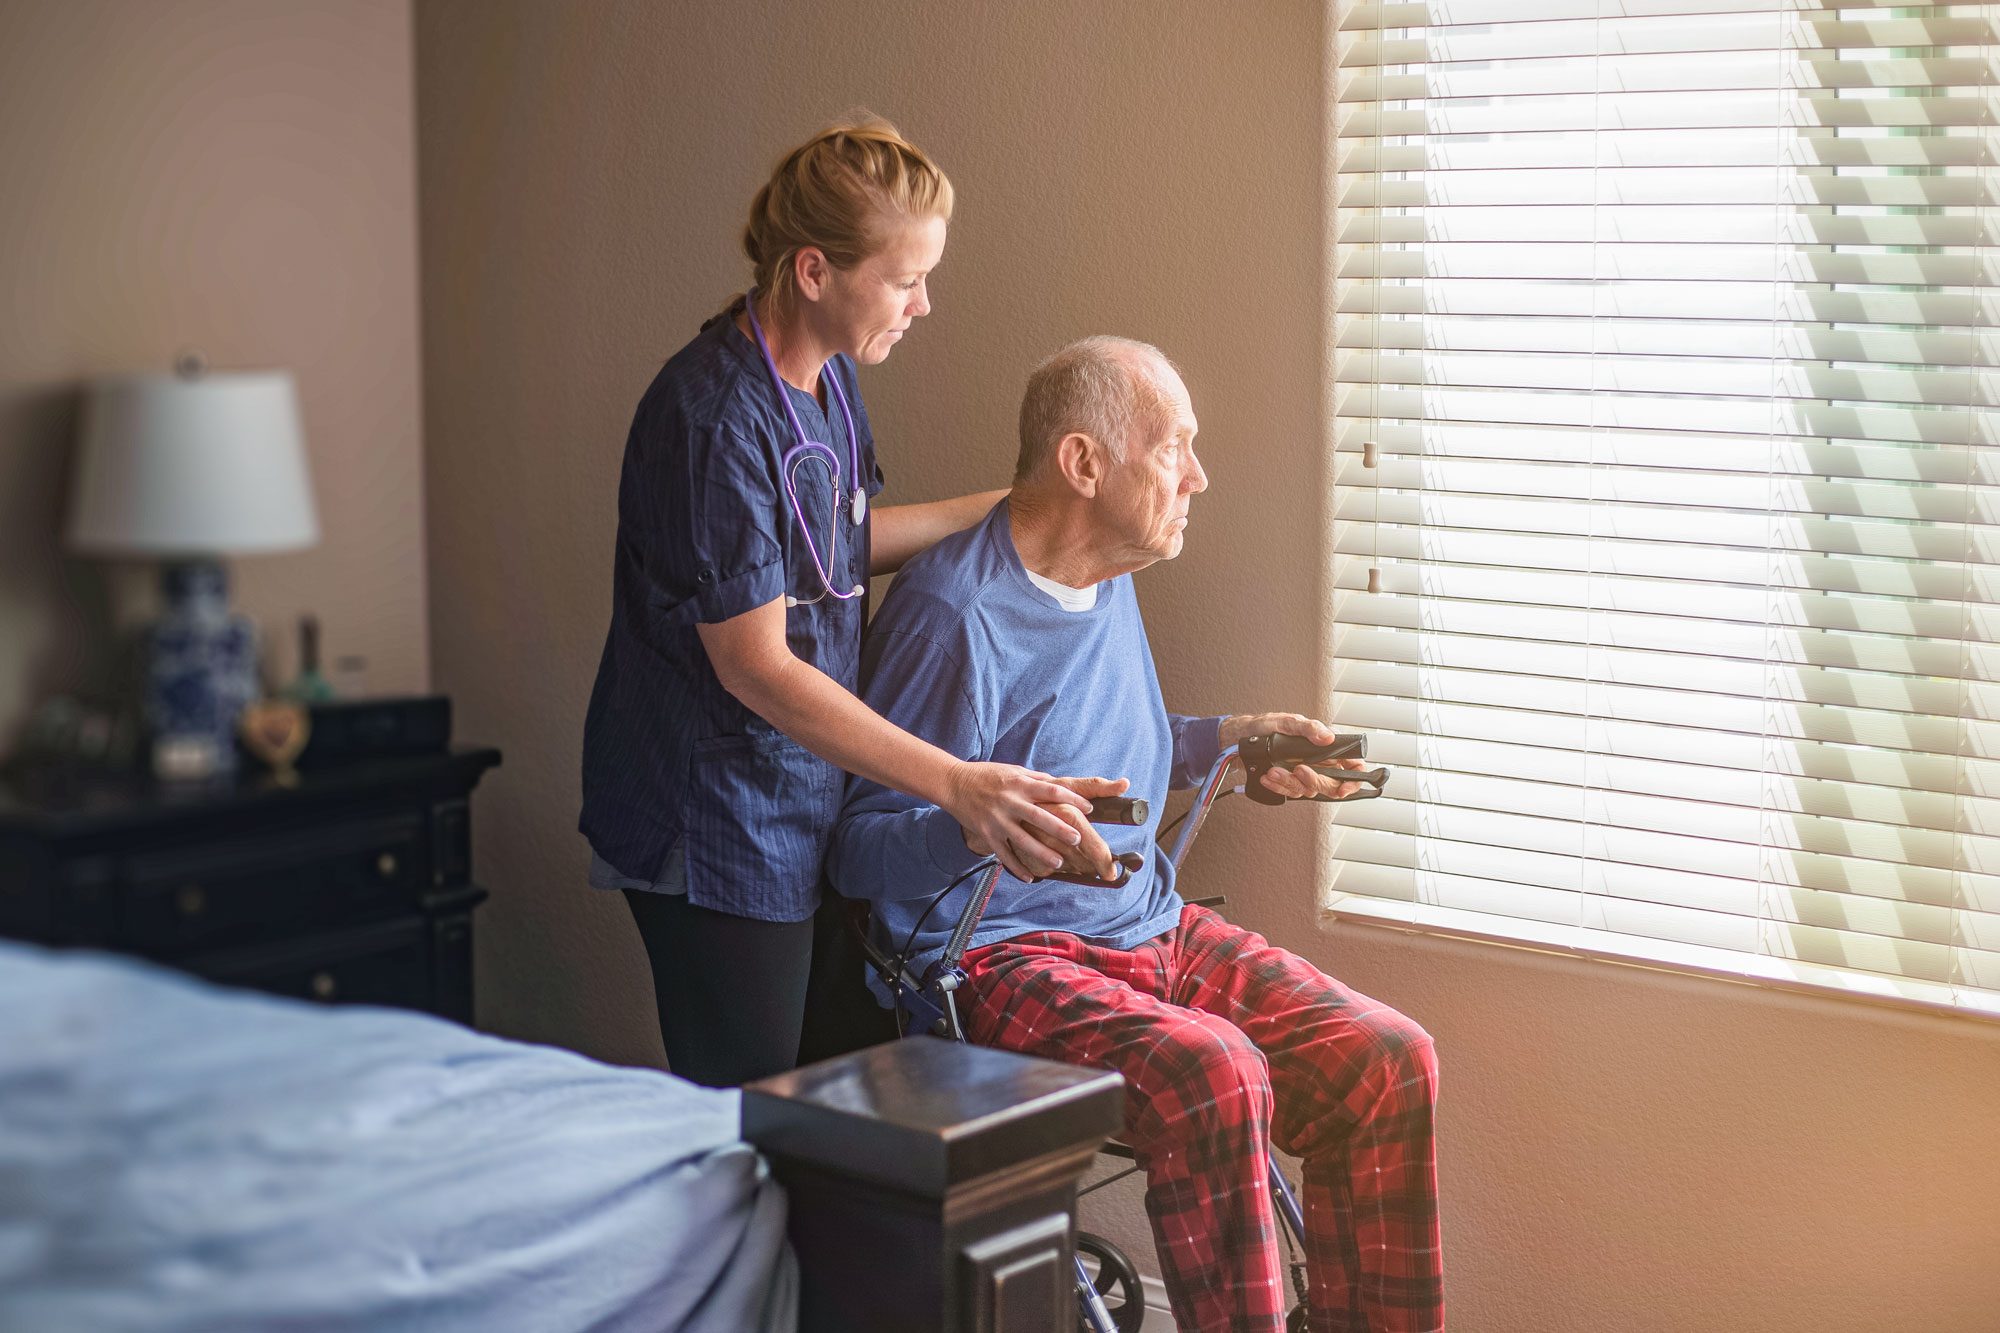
[579,302,884,923]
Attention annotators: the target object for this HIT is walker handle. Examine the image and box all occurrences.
[1242,732,1368,767]
[1042,796,1148,885]
[1084,795,1149,826]
[1238,732,1375,806]
[1301,767,1390,802]
[1045,852,1145,890]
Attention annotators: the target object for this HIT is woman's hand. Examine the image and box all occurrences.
[1019,776,1134,883]
[944,764,1128,882]
[1220,711,1370,802]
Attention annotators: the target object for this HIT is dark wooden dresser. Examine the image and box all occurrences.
[0,746,500,1022]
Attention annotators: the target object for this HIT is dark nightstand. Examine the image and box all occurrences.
[0,746,500,1022]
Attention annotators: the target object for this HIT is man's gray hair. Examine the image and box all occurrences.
[1015,336,1177,484]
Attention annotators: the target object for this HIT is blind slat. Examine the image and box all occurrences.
[1337,350,1998,410]
[1341,102,1997,137]
[1341,210,1993,249]
[1338,280,1994,328]
[1343,0,1962,29]
[1336,422,2000,475]
[1346,54,1998,101]
[1336,387,1994,446]
[1341,131,1999,173]
[1332,456,2000,523]
[1337,318,1994,371]
[1338,246,1998,289]
[1341,17,1998,67]
[1333,528,2000,606]
[1330,592,1999,682]
[1328,559,2000,647]
[1333,646,2000,731]
[1333,489,2000,566]
[1340,172,1998,211]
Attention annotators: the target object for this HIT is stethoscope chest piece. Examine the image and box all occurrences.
[850,486,867,527]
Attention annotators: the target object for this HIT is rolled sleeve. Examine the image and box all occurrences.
[687,553,786,624]
[1169,713,1226,789]
[651,423,787,626]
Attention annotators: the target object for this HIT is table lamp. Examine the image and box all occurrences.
[66,365,318,779]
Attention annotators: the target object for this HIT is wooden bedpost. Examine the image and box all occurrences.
[742,1036,1123,1333]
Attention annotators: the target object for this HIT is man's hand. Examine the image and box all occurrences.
[1220,711,1371,802]
[1012,775,1132,883]
[946,763,1121,882]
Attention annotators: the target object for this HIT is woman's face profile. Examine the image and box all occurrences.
[815,213,947,365]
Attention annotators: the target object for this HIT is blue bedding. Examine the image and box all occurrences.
[0,942,795,1332]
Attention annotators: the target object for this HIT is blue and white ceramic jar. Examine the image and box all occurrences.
[145,560,259,778]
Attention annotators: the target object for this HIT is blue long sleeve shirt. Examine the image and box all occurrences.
[828,502,1224,998]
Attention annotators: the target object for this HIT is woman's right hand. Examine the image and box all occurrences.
[943,762,1127,883]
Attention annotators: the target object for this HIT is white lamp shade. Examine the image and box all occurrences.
[67,370,319,556]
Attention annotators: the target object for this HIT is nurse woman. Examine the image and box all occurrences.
[580,117,1115,1087]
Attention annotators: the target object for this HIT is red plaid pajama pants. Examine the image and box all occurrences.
[960,903,1443,1333]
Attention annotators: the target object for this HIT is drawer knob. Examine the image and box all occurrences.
[375,852,400,879]
[176,885,206,917]
[311,971,338,1000]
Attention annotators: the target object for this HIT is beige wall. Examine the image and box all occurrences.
[413,2,2000,1328]
[0,0,429,749]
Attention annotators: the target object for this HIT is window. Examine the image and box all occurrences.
[1329,1,2000,1016]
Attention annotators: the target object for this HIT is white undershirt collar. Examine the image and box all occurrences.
[1022,566,1098,612]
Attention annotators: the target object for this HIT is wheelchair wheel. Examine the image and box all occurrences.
[1075,1231,1146,1333]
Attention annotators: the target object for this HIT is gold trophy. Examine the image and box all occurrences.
[238,700,311,786]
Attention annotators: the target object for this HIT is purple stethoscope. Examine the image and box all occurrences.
[743,288,867,608]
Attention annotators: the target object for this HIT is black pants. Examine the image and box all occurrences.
[623,885,895,1088]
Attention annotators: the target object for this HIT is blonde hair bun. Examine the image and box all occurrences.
[743,113,953,312]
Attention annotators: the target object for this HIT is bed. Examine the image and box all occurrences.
[0,938,1126,1332]
[0,939,794,1332]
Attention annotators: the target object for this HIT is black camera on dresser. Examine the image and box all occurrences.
[0,746,500,1022]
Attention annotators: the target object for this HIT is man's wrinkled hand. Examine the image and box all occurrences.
[1220,711,1369,802]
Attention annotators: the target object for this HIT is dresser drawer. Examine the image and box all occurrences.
[185,916,433,1010]
[118,813,427,956]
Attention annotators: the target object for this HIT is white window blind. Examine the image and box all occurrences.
[1329,0,2000,1017]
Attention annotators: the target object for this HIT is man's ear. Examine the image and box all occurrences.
[1056,432,1104,499]
[793,246,830,301]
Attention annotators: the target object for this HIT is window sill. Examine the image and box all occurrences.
[1320,895,2000,1028]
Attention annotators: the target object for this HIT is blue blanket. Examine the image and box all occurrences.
[0,942,795,1332]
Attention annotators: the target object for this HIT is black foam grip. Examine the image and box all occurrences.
[1086,796,1150,826]
[1249,764,1389,804]
[1309,770,1390,802]
[1254,733,1367,766]
[1046,851,1144,889]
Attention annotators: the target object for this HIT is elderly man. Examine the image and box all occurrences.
[828,337,1442,1333]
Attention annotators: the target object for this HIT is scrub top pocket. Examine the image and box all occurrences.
[681,731,840,922]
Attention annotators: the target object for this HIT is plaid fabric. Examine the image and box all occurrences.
[961,904,1443,1333]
